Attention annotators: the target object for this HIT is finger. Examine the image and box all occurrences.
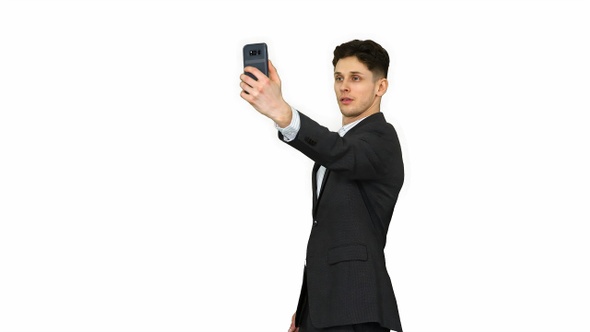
[288,312,297,332]
[244,65,263,81]
[240,72,257,87]
[241,75,260,98]
[239,80,251,94]
[268,60,281,83]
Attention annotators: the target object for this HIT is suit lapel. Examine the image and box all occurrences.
[312,164,330,218]
[312,163,320,212]
[318,168,330,200]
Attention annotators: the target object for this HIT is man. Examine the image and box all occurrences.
[240,39,404,332]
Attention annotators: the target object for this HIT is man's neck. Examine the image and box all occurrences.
[342,109,380,126]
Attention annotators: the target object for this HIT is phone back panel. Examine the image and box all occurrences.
[243,43,268,80]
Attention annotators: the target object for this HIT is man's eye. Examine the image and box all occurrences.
[335,77,343,81]
[352,76,360,81]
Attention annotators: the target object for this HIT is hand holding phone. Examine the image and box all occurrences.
[243,42,269,80]
[240,43,291,127]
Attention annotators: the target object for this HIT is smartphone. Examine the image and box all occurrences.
[243,42,268,80]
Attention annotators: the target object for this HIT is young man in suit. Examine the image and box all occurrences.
[240,39,404,332]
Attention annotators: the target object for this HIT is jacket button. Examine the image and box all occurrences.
[313,220,318,226]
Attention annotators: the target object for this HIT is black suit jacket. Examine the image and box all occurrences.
[280,111,404,331]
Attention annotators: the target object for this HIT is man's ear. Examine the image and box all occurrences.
[376,78,388,97]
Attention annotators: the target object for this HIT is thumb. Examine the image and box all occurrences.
[268,60,281,83]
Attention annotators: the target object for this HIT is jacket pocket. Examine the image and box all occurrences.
[327,244,368,265]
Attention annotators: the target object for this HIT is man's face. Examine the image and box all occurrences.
[334,56,384,124]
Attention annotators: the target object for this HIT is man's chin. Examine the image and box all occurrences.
[340,109,361,118]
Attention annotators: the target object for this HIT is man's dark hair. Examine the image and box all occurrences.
[332,39,390,79]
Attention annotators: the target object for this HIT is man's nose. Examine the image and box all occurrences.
[340,82,350,92]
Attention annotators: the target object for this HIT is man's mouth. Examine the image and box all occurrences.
[340,97,353,105]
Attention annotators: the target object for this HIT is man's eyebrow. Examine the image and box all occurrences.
[334,71,365,75]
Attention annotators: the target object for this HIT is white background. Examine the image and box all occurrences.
[1,0,589,331]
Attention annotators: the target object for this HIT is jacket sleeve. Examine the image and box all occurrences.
[278,112,402,180]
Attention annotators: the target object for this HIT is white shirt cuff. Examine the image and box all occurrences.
[275,107,300,142]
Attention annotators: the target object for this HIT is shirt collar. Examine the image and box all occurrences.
[338,117,367,137]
